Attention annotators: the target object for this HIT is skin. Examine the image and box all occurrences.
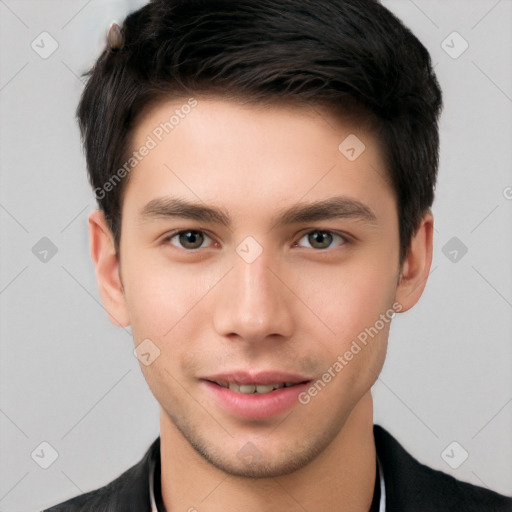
[89,97,433,512]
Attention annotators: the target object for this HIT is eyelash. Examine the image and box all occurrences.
[161,229,350,251]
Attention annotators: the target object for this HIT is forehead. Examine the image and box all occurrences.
[123,96,394,225]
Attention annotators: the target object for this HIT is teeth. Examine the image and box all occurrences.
[239,384,256,393]
[221,382,295,394]
[254,384,274,394]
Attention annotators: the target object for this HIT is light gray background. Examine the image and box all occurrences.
[0,1,511,511]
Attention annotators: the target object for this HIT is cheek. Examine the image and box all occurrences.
[299,254,398,346]
[122,254,211,342]
[305,274,394,408]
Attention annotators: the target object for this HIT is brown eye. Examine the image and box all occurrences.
[166,230,212,250]
[297,230,347,250]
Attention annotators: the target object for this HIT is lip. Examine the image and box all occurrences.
[201,371,312,419]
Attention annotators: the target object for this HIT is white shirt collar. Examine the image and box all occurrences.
[378,455,386,512]
[149,455,158,512]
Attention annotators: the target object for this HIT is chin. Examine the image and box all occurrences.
[177,423,334,479]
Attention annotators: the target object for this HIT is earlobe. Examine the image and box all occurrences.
[394,211,434,313]
[89,210,131,327]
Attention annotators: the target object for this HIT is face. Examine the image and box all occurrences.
[94,97,427,478]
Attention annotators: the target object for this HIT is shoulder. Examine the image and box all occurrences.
[374,424,512,512]
[41,438,160,512]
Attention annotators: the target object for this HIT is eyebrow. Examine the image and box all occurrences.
[139,195,378,229]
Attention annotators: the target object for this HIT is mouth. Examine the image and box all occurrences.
[201,371,312,419]
[207,380,309,395]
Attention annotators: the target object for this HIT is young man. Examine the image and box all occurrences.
[44,0,512,510]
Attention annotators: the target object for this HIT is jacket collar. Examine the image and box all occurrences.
[127,424,510,511]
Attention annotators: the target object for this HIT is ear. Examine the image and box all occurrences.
[89,210,130,327]
[394,210,434,313]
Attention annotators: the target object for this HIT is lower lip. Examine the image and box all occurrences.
[202,380,311,419]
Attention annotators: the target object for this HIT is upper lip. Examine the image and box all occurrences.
[203,371,312,386]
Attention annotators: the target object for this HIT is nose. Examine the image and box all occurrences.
[212,248,295,343]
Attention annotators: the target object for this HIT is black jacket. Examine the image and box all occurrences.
[42,424,512,511]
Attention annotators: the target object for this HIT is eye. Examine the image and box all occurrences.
[163,230,213,250]
[296,230,348,250]
[162,229,347,251]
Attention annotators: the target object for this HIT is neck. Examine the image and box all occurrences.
[160,392,376,512]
